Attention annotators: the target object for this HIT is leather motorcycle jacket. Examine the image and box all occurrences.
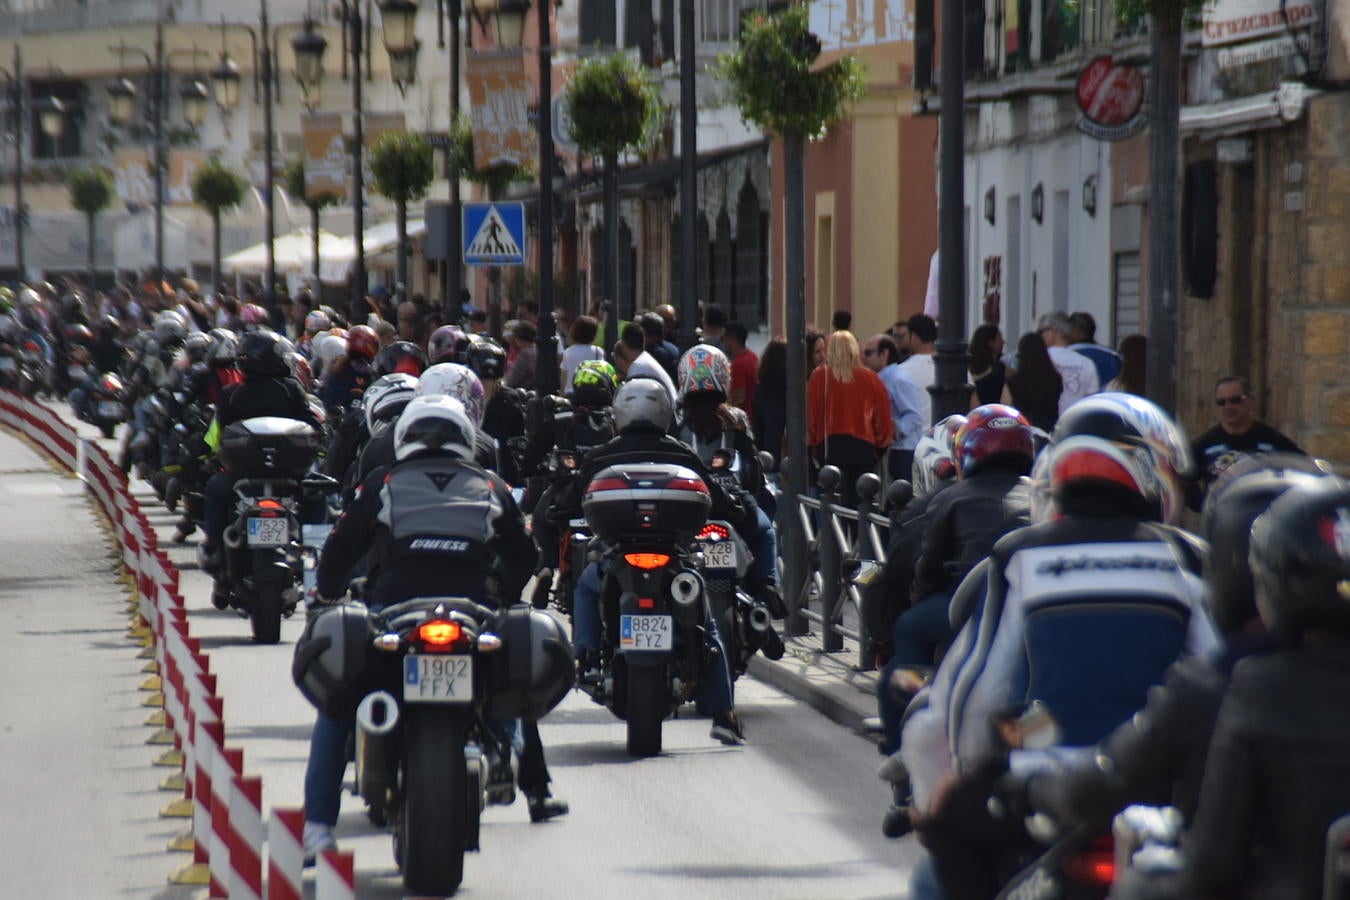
[912,470,1030,601]
[215,375,318,430]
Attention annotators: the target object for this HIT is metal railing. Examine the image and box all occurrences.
[781,465,896,671]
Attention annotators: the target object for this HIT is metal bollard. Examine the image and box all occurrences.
[816,466,843,653]
[853,473,882,669]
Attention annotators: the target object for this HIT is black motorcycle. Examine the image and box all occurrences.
[217,417,334,643]
[578,461,715,757]
[296,598,572,897]
[79,371,127,440]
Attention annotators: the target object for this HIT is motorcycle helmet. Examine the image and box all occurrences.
[153,310,188,346]
[237,329,292,378]
[315,334,349,375]
[179,331,213,367]
[611,378,674,434]
[363,372,421,433]
[394,395,478,462]
[1250,476,1350,645]
[374,340,428,378]
[677,344,732,399]
[99,315,121,339]
[346,324,380,361]
[238,302,269,327]
[911,414,965,497]
[952,404,1034,479]
[0,285,12,314]
[17,286,40,308]
[462,335,507,381]
[416,363,485,426]
[65,323,95,346]
[286,352,315,392]
[303,309,332,337]
[1048,393,1193,524]
[206,329,239,368]
[571,359,620,409]
[1200,456,1330,634]
[428,324,468,364]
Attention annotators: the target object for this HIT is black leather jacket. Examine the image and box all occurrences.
[912,469,1029,601]
[216,375,318,429]
[1183,642,1350,900]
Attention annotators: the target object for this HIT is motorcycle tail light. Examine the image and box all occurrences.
[666,477,709,494]
[22,340,38,353]
[637,597,656,610]
[587,476,628,493]
[417,620,463,647]
[696,523,731,541]
[625,552,671,570]
[1062,835,1115,888]
[254,498,286,518]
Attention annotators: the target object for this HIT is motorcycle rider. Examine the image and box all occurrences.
[318,323,379,417]
[303,395,567,860]
[463,335,526,485]
[1182,475,1350,900]
[69,316,127,422]
[549,378,748,745]
[200,330,320,605]
[320,339,426,485]
[899,393,1220,900]
[674,344,784,618]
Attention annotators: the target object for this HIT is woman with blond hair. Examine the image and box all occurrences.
[806,330,894,506]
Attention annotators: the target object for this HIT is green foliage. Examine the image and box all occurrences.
[1114,0,1198,24]
[718,3,866,140]
[564,51,663,159]
[448,112,532,196]
[66,166,115,217]
[284,156,341,212]
[369,131,436,205]
[191,157,248,216]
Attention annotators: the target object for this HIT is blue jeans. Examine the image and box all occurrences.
[878,593,952,754]
[740,507,778,588]
[304,709,351,827]
[909,852,947,900]
[572,560,734,715]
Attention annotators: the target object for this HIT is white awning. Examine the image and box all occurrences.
[221,228,353,283]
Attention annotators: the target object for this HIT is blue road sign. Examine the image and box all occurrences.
[463,201,526,266]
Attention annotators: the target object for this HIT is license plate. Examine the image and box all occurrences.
[404,654,474,703]
[97,401,121,419]
[620,614,673,652]
[700,540,739,570]
[0,357,15,371]
[246,516,290,547]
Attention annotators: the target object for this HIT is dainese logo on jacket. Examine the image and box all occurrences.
[409,538,469,552]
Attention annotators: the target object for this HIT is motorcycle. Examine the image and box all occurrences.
[217,416,334,643]
[80,372,127,440]
[578,461,715,757]
[529,448,592,615]
[296,597,572,897]
[14,337,48,398]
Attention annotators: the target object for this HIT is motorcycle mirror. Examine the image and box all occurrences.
[757,450,776,473]
[843,558,884,586]
[711,449,734,469]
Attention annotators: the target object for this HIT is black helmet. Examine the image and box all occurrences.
[463,335,507,381]
[1199,455,1329,634]
[373,340,428,378]
[237,329,291,378]
[1251,477,1350,645]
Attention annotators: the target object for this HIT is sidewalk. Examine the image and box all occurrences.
[749,627,881,738]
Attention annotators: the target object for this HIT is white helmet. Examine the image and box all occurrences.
[394,395,478,462]
[415,363,486,426]
[612,378,674,434]
[316,334,349,373]
[363,373,420,433]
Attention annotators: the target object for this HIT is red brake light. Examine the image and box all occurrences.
[587,477,629,493]
[696,523,731,541]
[1062,845,1115,888]
[624,552,671,570]
[666,477,709,493]
[637,597,656,610]
[417,620,463,646]
[255,498,286,517]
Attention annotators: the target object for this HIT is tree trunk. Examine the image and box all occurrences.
[603,151,620,351]
[311,205,321,285]
[86,212,97,295]
[1146,4,1183,413]
[782,131,809,635]
[212,209,222,300]
[396,199,409,305]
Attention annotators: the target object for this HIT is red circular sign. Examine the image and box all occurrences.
[1076,56,1144,128]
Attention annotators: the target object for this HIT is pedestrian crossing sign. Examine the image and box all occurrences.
[463,201,526,266]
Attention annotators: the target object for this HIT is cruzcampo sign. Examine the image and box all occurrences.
[1075,56,1148,141]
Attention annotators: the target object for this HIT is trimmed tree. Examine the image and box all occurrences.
[67,166,116,294]
[564,51,662,345]
[720,3,864,630]
[284,156,342,285]
[369,130,435,304]
[191,158,248,297]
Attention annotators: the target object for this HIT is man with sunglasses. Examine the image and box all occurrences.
[1190,375,1303,507]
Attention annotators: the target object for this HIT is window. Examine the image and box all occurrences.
[1112,252,1142,339]
[699,0,768,45]
[580,0,617,46]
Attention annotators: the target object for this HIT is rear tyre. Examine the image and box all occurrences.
[402,710,467,896]
[625,666,667,757]
[249,579,283,645]
[100,422,115,440]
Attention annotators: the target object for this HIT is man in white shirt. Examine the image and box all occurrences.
[898,313,937,430]
[614,323,677,406]
[864,333,925,483]
[1037,311,1100,414]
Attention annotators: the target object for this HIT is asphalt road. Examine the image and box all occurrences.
[5,415,923,899]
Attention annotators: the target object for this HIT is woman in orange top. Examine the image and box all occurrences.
[807,330,894,506]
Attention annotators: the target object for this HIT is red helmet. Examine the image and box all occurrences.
[346,324,380,360]
[953,404,1035,479]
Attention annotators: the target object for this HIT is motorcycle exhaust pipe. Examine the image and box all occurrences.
[746,604,772,633]
[222,525,243,550]
[669,571,703,607]
[356,690,400,736]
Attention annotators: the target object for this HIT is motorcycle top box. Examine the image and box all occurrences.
[581,463,712,542]
[219,416,321,476]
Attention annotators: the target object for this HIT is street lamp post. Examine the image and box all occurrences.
[678,0,697,350]
[1,46,25,280]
